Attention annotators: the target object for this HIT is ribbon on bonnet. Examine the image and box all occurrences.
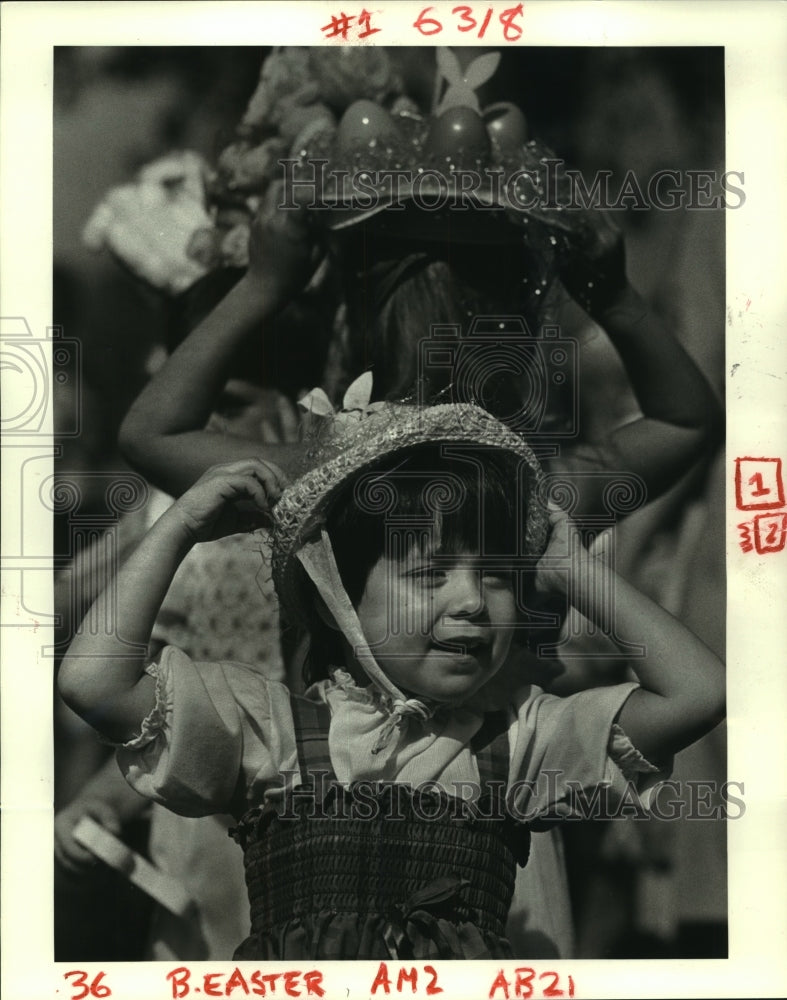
[295,371,436,753]
[296,528,435,754]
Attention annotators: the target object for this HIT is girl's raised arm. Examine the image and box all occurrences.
[57,459,284,743]
[536,508,725,765]
[118,187,319,497]
[557,215,723,513]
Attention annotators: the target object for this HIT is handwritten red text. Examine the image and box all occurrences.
[166,966,325,998]
[736,457,786,553]
[370,962,443,995]
[319,5,524,43]
[489,967,576,999]
[63,971,111,999]
[414,5,524,41]
[321,9,381,40]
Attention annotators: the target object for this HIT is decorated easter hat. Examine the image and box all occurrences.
[270,373,548,742]
[286,49,586,249]
[162,47,591,284]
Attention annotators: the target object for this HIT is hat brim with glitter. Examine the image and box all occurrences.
[271,400,549,628]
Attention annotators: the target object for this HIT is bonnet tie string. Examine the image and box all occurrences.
[296,530,435,751]
[371,697,433,756]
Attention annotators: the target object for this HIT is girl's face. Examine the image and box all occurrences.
[354,544,516,705]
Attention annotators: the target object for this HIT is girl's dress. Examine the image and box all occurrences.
[118,649,666,960]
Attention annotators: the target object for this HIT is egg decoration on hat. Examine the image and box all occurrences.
[423,106,492,165]
[483,102,529,153]
[335,99,401,154]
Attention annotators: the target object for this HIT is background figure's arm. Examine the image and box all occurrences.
[119,275,301,493]
[537,509,725,764]
[590,283,722,488]
[557,216,723,515]
[119,186,318,497]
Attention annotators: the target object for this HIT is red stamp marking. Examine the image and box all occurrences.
[321,8,381,40]
[414,4,524,40]
[735,457,784,510]
[370,962,443,995]
[63,971,111,999]
[166,966,325,998]
[735,458,785,553]
[488,967,576,999]
[753,512,787,554]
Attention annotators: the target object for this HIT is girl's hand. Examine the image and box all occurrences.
[559,211,628,315]
[245,181,319,302]
[166,457,288,544]
[535,504,595,598]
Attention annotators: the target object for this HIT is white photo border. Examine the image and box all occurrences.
[2,2,786,998]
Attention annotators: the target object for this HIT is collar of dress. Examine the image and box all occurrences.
[306,668,487,786]
[296,530,439,754]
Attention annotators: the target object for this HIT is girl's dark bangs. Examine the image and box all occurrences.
[326,444,523,606]
[427,480,517,558]
[366,446,521,558]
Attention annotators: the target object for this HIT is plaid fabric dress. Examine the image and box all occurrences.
[231,694,531,960]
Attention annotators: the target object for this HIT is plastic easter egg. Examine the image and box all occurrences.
[423,106,491,164]
[483,102,529,151]
[335,99,400,153]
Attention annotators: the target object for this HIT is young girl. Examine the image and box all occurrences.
[58,396,725,960]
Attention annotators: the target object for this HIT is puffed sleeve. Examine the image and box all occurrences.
[507,683,670,825]
[115,646,298,818]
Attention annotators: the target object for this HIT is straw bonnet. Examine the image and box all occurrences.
[271,373,548,632]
